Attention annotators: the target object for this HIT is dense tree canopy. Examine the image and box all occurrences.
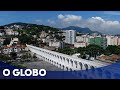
[105,45,120,55]
[57,44,120,59]
[3,38,11,45]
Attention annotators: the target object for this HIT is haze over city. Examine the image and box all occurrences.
[0,11,120,34]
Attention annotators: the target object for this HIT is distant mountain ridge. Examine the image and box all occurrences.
[1,22,101,34]
[62,26,101,34]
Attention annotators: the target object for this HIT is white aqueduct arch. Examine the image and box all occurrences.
[26,44,108,71]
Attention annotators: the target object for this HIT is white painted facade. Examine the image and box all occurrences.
[40,31,47,38]
[65,30,76,44]
[27,44,108,71]
[5,29,19,36]
[106,35,120,46]
[76,35,89,43]
[118,38,120,45]
[49,41,64,48]
[0,32,5,36]
[3,47,22,54]
[74,42,87,48]
[9,38,19,46]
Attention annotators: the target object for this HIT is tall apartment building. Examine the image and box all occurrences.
[106,35,120,46]
[118,38,120,45]
[65,30,76,44]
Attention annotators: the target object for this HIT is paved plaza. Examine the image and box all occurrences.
[23,59,63,71]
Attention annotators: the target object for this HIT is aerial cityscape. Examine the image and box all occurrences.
[0,11,120,78]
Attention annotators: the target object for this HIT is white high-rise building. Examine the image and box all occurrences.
[114,36,119,45]
[106,35,112,46]
[118,38,120,45]
[106,35,120,46]
[65,30,76,44]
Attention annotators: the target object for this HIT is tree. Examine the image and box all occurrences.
[57,47,75,55]
[105,45,120,55]
[18,34,33,44]
[85,44,104,58]
[3,38,11,45]
[10,52,17,60]
[33,54,37,58]
[0,55,12,61]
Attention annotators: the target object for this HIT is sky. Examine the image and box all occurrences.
[0,11,120,34]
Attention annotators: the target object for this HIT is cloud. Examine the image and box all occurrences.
[58,14,64,19]
[87,16,120,27]
[32,19,43,24]
[42,14,120,34]
[58,14,82,23]
[88,17,105,23]
[35,20,42,22]
[58,15,120,34]
[47,19,55,24]
[85,16,120,34]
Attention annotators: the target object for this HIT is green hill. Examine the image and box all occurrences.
[3,22,59,33]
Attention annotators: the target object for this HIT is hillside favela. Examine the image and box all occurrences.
[0,11,120,79]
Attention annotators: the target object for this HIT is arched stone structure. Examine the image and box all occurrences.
[26,44,108,72]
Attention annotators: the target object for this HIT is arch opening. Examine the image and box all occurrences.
[79,62,82,70]
[84,64,89,70]
[70,60,73,67]
[74,61,78,68]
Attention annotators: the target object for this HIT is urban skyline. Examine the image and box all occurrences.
[0,11,120,34]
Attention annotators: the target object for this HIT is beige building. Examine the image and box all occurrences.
[74,42,87,48]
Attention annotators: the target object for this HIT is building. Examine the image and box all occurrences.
[49,41,65,49]
[106,35,120,46]
[0,26,5,36]
[114,36,118,45]
[9,38,19,46]
[106,35,114,46]
[76,35,89,44]
[65,30,76,44]
[0,30,5,36]
[2,44,26,54]
[92,33,99,37]
[5,28,19,36]
[74,42,87,48]
[88,37,107,49]
[0,48,2,54]
[0,38,5,46]
[40,31,47,38]
[118,38,120,45]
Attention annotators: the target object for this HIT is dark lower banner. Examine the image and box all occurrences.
[0,61,120,79]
